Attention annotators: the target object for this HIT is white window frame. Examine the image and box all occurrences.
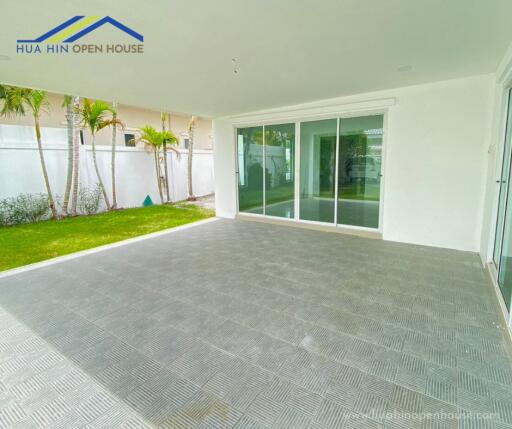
[233,106,390,235]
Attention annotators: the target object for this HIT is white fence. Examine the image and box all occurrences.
[0,125,214,208]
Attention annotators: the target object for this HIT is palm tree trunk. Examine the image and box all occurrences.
[111,101,118,209]
[62,102,73,215]
[154,148,164,204]
[187,118,196,201]
[163,145,170,202]
[91,134,110,209]
[70,96,80,215]
[161,115,171,203]
[34,116,57,218]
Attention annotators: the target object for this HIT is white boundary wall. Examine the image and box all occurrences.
[0,125,214,208]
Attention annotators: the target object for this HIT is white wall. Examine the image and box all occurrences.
[382,76,493,251]
[213,74,494,252]
[0,125,214,208]
[213,119,237,218]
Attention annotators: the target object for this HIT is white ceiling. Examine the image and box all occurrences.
[1,0,511,118]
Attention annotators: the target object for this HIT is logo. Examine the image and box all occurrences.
[16,16,144,54]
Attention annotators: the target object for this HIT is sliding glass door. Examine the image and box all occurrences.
[494,89,512,310]
[237,123,295,218]
[337,115,383,228]
[237,114,384,230]
[265,123,295,218]
[237,127,264,214]
[299,119,337,223]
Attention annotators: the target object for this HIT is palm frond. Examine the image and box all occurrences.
[131,125,166,152]
[162,130,180,158]
[97,117,125,132]
[62,95,73,108]
[80,99,114,134]
[27,90,49,117]
[0,86,29,117]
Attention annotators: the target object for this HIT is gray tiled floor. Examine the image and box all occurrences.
[0,218,512,428]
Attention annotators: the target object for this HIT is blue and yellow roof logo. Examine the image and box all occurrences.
[17,16,143,43]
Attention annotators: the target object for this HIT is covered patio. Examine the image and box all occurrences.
[0,219,511,428]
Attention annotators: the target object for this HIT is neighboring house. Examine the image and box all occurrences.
[0,91,213,150]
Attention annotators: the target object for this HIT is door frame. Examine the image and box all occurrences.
[233,108,389,235]
[488,80,512,327]
[492,88,512,271]
[491,87,512,321]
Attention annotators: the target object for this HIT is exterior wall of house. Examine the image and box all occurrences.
[213,74,494,252]
[0,92,213,150]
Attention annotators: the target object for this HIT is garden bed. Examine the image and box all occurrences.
[0,204,214,271]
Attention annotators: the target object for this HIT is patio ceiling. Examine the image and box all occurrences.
[0,0,512,117]
[0,219,511,427]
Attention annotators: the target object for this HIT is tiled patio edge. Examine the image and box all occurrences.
[0,217,219,280]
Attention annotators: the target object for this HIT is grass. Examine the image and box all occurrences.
[0,204,214,272]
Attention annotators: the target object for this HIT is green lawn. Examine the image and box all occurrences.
[0,204,214,272]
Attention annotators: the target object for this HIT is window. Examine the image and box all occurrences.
[237,114,384,229]
[265,123,295,218]
[237,127,263,214]
[299,119,337,223]
[237,123,295,218]
[494,89,512,309]
[124,133,136,147]
[337,115,383,228]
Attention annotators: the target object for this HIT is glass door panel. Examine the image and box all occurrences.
[337,115,383,228]
[496,90,512,310]
[264,123,295,218]
[494,89,512,269]
[299,119,337,223]
[237,126,264,214]
[498,183,512,310]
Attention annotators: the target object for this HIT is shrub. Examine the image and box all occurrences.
[77,185,102,215]
[0,193,50,226]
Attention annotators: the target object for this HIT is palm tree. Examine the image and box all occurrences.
[0,85,57,218]
[80,99,124,209]
[162,127,179,202]
[131,125,179,204]
[110,101,122,209]
[70,96,81,215]
[161,112,172,202]
[62,95,74,215]
[187,116,197,201]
